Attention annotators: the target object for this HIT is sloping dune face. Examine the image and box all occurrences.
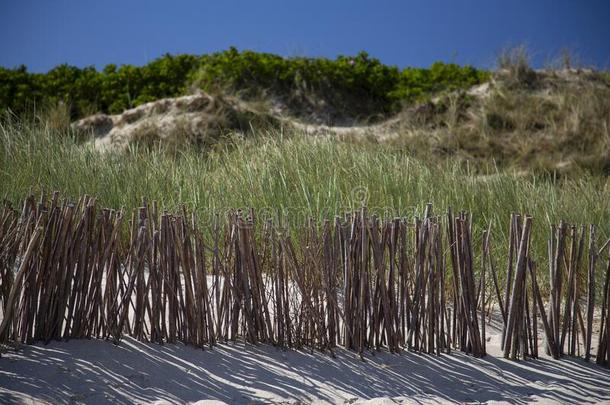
[71,93,278,152]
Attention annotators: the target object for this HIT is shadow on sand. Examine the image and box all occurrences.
[1,337,610,404]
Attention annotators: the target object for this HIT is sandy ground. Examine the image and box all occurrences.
[1,320,610,405]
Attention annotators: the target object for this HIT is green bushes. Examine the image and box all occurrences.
[191,49,402,120]
[0,54,199,119]
[175,49,490,120]
[0,49,490,121]
[391,62,490,101]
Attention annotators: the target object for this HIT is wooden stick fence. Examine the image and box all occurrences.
[0,194,609,366]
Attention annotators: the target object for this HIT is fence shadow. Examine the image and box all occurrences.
[1,337,609,404]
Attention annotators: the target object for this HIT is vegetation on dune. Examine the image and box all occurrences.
[376,58,610,176]
[190,49,488,122]
[0,49,488,122]
[1,121,608,281]
[0,47,608,290]
[0,54,199,119]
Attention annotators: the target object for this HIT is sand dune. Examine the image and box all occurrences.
[2,321,610,404]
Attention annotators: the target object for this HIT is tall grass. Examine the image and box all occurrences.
[387,68,610,176]
[1,120,609,279]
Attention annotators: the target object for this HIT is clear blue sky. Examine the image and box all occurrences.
[1,0,608,72]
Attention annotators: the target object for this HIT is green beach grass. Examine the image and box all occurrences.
[1,119,608,288]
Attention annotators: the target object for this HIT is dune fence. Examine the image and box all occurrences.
[0,193,609,366]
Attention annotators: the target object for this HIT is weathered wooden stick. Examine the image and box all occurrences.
[585,225,596,361]
[0,225,43,342]
[503,215,532,359]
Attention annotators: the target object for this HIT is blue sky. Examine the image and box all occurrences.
[1,0,608,72]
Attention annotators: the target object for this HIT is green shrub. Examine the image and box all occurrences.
[0,49,490,121]
[0,54,199,119]
[189,49,403,120]
[390,62,490,102]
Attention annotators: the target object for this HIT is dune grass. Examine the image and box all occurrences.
[1,120,608,281]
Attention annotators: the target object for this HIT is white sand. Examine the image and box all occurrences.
[1,321,610,405]
[1,274,609,403]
